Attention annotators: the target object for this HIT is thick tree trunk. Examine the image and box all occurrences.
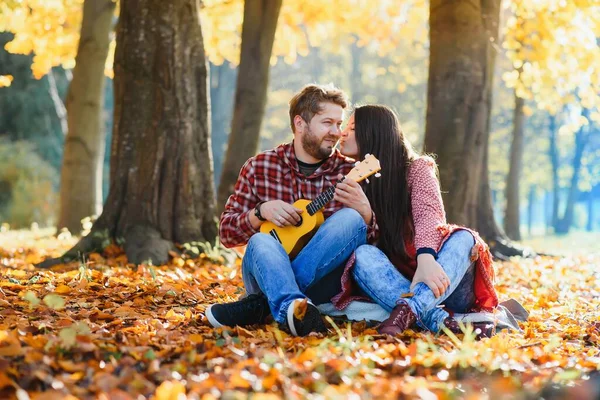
[58,0,115,234]
[209,61,237,188]
[425,1,502,229]
[425,0,528,258]
[504,92,525,240]
[38,0,217,267]
[216,0,283,212]
[555,116,588,234]
[548,114,560,229]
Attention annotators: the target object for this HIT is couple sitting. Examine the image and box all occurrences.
[205,83,498,337]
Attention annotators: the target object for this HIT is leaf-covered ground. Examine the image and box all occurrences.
[0,228,599,399]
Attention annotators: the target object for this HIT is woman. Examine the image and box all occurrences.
[332,104,498,336]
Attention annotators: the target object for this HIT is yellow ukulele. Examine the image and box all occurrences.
[259,154,381,259]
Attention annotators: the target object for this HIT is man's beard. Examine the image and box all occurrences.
[301,126,338,160]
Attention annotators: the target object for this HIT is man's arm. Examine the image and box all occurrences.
[219,160,262,248]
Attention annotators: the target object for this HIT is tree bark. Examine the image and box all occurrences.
[216,0,283,212]
[425,1,502,231]
[555,112,589,234]
[39,0,217,267]
[58,0,115,234]
[504,92,525,240]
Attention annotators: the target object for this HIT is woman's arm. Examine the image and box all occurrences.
[408,157,449,297]
[407,157,446,257]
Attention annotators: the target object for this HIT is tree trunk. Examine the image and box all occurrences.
[209,61,237,188]
[216,0,283,212]
[57,0,115,234]
[527,185,535,236]
[38,0,217,267]
[504,92,525,240]
[425,1,504,232]
[555,114,589,234]
[548,114,560,229]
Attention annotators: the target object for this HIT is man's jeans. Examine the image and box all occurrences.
[352,230,477,333]
[242,208,367,324]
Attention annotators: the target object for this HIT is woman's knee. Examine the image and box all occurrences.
[352,244,379,279]
[448,230,475,249]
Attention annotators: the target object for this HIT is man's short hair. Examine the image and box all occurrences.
[289,84,348,133]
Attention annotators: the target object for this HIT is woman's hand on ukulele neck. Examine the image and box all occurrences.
[260,200,304,228]
[333,174,373,224]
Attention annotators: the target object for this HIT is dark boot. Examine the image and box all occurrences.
[378,302,417,336]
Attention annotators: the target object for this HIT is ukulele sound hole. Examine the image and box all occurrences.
[295,216,303,227]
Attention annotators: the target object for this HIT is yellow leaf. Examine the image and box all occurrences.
[188,334,204,344]
[0,75,13,88]
[155,381,186,400]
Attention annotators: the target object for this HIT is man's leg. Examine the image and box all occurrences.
[208,233,328,335]
[292,207,367,292]
[241,233,305,323]
[207,208,366,335]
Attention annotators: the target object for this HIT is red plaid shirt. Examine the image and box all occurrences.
[219,142,378,247]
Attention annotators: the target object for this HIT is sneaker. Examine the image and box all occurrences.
[205,293,270,328]
[377,301,417,335]
[443,317,495,339]
[286,299,327,336]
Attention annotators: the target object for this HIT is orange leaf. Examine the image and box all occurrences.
[55,284,72,294]
[230,371,251,389]
[293,298,308,320]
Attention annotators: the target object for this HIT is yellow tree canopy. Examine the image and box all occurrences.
[0,0,427,82]
[0,0,85,79]
[502,0,600,123]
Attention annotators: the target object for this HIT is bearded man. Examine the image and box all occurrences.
[205,84,378,336]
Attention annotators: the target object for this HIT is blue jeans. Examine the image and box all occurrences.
[242,208,367,324]
[352,230,476,333]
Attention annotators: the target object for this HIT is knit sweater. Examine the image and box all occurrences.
[331,156,499,312]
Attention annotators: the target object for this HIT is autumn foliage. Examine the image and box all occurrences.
[0,230,599,398]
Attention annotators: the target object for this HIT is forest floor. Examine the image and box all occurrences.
[0,227,599,399]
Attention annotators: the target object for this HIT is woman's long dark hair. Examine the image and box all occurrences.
[354,104,417,263]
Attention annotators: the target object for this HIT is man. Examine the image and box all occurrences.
[206,84,378,336]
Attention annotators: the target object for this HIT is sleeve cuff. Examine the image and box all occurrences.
[239,209,259,238]
[416,247,438,259]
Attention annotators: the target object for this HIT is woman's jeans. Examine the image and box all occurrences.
[242,208,367,324]
[353,230,477,333]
